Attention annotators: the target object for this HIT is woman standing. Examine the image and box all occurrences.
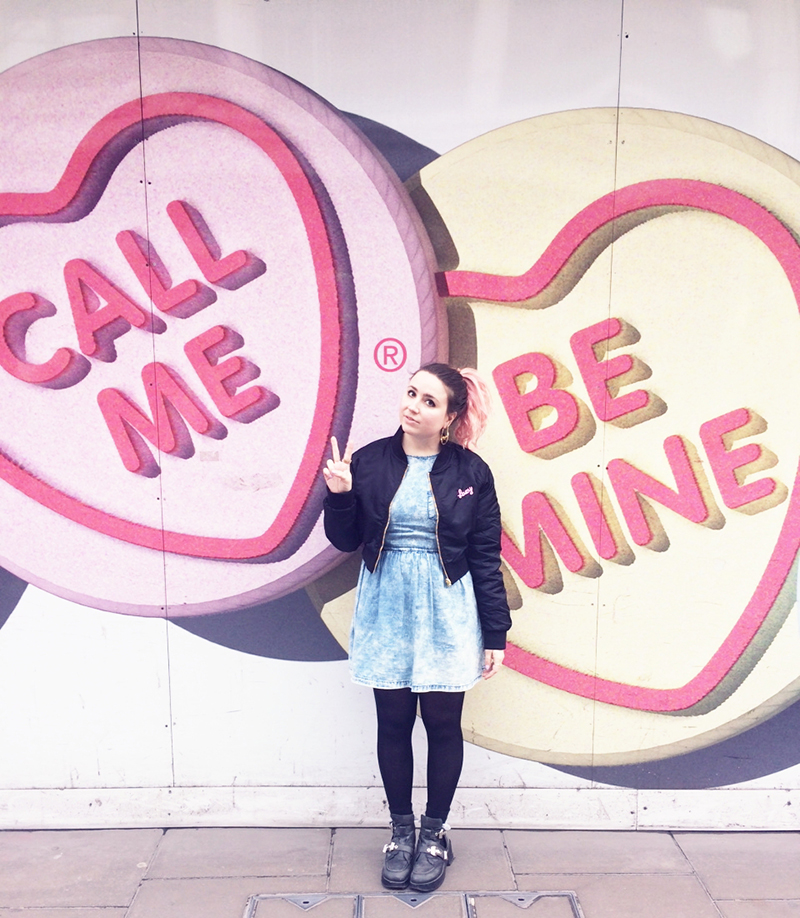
[322,363,511,892]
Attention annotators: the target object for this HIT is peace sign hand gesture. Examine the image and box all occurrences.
[323,436,353,493]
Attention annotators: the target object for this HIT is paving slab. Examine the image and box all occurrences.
[328,827,388,892]
[0,911,126,918]
[147,827,331,878]
[128,878,324,918]
[717,902,800,918]
[503,829,690,875]
[675,832,800,899]
[0,829,163,908]
[240,877,329,895]
[435,830,515,892]
[516,873,720,918]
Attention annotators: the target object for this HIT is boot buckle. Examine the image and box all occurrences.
[424,843,448,860]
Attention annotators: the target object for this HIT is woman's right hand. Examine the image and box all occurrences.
[323,436,353,492]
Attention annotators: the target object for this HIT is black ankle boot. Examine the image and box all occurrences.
[409,814,453,892]
[381,813,416,889]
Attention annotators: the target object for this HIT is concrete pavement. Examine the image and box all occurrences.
[1,826,799,917]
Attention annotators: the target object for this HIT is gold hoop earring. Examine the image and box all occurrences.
[440,427,450,445]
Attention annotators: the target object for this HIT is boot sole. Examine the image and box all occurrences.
[408,875,445,893]
[381,876,411,889]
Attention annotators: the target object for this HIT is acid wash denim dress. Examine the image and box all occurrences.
[349,454,485,692]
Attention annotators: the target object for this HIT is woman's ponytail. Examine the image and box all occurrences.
[451,367,491,450]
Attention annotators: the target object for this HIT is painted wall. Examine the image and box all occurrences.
[2,0,800,830]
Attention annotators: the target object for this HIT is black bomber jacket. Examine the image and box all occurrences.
[323,427,511,650]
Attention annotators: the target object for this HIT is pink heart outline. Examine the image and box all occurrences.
[441,178,800,711]
[0,92,344,561]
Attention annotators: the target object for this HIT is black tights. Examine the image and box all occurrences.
[373,687,465,822]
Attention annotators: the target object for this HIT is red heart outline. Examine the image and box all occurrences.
[441,179,800,711]
[0,92,342,560]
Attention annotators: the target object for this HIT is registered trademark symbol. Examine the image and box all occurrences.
[374,338,407,372]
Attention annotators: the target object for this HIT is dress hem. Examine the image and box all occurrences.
[351,675,481,693]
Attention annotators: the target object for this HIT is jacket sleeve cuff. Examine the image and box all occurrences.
[482,630,507,651]
[324,490,356,509]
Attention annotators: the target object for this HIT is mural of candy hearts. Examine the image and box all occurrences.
[319,109,800,765]
[0,37,443,616]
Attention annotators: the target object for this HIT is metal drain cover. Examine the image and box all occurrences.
[246,891,584,917]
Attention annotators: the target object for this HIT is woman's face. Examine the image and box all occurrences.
[399,370,456,446]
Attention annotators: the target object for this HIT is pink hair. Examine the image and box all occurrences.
[451,367,492,450]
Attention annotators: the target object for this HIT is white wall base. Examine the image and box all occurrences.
[2,785,798,831]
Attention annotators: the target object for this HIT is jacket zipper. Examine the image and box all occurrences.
[374,466,408,569]
[428,471,451,586]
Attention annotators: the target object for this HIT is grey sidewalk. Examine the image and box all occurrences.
[1,827,800,918]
